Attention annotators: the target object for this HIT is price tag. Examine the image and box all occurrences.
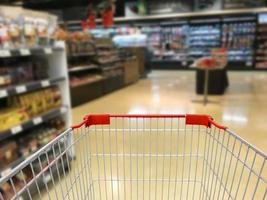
[0,50,11,57]
[0,90,7,98]
[33,117,43,125]
[246,61,252,66]
[16,86,27,94]
[43,174,52,184]
[11,125,23,135]
[20,49,30,56]
[182,61,188,66]
[44,48,52,54]
[60,107,67,114]
[41,80,50,87]
[1,168,12,177]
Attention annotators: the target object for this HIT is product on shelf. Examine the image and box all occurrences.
[256,22,267,68]
[0,87,62,132]
[0,117,65,199]
[0,108,29,131]
[0,15,11,49]
[0,6,58,49]
[54,29,94,54]
[17,118,65,157]
[0,141,18,169]
[0,58,49,88]
[222,22,255,49]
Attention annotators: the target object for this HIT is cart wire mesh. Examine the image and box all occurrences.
[0,114,266,200]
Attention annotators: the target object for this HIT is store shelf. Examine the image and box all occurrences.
[68,52,96,57]
[70,77,104,88]
[190,19,220,24]
[68,65,98,73]
[102,65,123,71]
[96,44,114,49]
[222,17,256,22]
[0,77,65,99]
[98,59,121,65]
[0,46,63,58]
[0,106,68,143]
[0,137,65,178]
[97,51,119,56]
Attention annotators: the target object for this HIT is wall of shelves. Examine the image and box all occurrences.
[0,42,72,199]
[66,11,267,71]
[66,38,127,107]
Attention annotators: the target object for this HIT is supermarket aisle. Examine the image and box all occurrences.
[73,70,267,152]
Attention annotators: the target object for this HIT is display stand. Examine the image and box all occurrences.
[192,48,228,105]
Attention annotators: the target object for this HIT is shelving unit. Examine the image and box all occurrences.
[256,13,267,69]
[0,41,72,199]
[77,10,267,71]
[67,37,125,107]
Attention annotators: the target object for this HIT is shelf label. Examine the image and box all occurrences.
[0,90,7,98]
[0,50,11,57]
[33,117,43,125]
[20,49,30,56]
[182,61,188,66]
[246,61,252,66]
[16,86,27,94]
[11,125,23,135]
[44,48,52,54]
[41,80,50,87]
[43,174,52,184]
[60,107,67,114]
[1,168,12,177]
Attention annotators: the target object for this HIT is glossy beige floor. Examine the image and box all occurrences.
[43,70,267,200]
[73,70,267,152]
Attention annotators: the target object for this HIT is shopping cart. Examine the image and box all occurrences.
[0,114,266,200]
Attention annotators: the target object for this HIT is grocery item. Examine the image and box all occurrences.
[0,16,11,49]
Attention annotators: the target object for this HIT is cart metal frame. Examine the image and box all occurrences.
[0,114,266,200]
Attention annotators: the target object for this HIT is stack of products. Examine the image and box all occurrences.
[189,25,220,60]
[0,58,49,88]
[189,25,220,47]
[55,28,94,54]
[222,23,255,48]
[256,24,267,68]
[0,118,65,200]
[0,87,62,131]
[0,6,57,49]
[222,22,255,61]
[141,26,161,47]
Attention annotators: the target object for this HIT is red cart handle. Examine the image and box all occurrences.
[72,114,227,130]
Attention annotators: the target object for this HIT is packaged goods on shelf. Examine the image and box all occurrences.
[0,58,49,88]
[0,6,57,49]
[17,118,65,157]
[0,87,62,131]
[222,23,256,49]
[54,29,94,54]
[0,118,65,199]
[0,141,18,169]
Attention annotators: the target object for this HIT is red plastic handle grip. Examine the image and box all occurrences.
[71,114,227,130]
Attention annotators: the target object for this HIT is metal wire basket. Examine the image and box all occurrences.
[0,114,266,200]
